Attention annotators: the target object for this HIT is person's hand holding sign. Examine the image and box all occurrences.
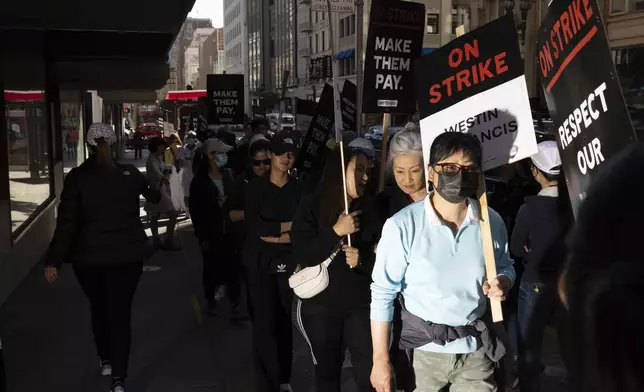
[343,245,360,268]
[483,275,512,301]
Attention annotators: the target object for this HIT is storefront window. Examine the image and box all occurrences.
[4,90,53,232]
[61,92,84,173]
[614,47,644,137]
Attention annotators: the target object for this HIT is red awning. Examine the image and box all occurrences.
[165,90,207,101]
[4,90,45,102]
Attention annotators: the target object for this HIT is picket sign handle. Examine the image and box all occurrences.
[326,0,352,248]
[453,25,503,322]
[378,113,392,192]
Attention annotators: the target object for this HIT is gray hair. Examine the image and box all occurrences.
[387,129,423,170]
[404,122,419,132]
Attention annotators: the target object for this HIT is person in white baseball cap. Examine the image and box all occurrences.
[511,140,573,392]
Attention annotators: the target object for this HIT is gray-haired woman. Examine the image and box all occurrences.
[376,129,427,218]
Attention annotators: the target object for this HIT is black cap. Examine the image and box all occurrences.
[270,132,297,155]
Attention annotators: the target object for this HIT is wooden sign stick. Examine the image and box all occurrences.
[455,25,503,322]
[378,113,392,192]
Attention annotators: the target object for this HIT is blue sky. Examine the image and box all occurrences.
[188,0,224,28]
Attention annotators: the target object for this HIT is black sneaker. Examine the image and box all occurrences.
[231,306,249,323]
[206,300,217,316]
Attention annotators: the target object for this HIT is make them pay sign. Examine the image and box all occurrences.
[374,38,413,90]
[212,90,239,115]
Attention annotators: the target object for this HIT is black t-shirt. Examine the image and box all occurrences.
[242,175,302,273]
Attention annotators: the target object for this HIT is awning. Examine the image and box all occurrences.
[165,90,207,101]
[4,91,45,102]
[336,49,356,60]
[421,48,436,56]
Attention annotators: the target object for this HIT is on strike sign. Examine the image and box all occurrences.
[415,14,537,171]
[362,0,424,114]
[537,0,636,214]
[207,74,245,125]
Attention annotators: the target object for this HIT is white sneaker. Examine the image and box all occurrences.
[279,384,293,392]
[214,285,226,301]
[100,361,112,376]
[110,381,125,392]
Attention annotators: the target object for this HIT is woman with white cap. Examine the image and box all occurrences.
[511,141,572,392]
[189,138,241,317]
[43,123,154,392]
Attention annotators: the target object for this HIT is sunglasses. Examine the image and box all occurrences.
[433,163,480,176]
[252,158,271,166]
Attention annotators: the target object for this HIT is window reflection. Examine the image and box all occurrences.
[61,95,84,173]
[5,90,52,232]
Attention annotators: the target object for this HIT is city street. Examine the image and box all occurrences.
[0,152,568,392]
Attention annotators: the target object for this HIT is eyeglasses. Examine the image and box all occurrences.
[433,163,480,176]
[252,158,271,166]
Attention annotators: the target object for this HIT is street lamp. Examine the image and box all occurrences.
[504,0,515,14]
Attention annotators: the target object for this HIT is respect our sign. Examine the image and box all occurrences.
[537,0,636,214]
[207,74,245,125]
[362,0,424,114]
[415,14,537,171]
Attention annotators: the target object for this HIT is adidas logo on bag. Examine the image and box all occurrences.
[277,264,287,273]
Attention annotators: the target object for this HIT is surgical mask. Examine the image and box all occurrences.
[216,153,228,168]
[434,171,479,204]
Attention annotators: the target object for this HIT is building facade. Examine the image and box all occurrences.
[184,27,216,88]
[198,28,225,89]
[247,0,273,98]
[224,0,251,113]
[168,18,213,91]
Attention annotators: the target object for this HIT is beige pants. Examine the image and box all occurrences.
[412,348,496,392]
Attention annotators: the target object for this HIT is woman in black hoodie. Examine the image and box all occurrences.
[44,123,154,392]
[291,145,380,392]
[511,141,573,392]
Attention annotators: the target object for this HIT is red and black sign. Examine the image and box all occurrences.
[415,13,524,117]
[537,0,636,214]
[362,0,425,114]
[295,84,334,173]
[341,80,357,132]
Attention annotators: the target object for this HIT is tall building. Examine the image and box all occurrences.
[169,18,213,90]
[247,0,273,101]
[293,0,483,101]
[225,0,250,112]
[271,0,298,93]
[198,28,225,89]
[184,27,216,88]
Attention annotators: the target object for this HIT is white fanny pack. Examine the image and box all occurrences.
[289,249,339,299]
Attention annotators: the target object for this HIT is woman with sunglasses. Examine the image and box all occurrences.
[370,132,515,392]
[243,132,301,392]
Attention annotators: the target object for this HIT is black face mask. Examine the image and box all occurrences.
[434,171,480,204]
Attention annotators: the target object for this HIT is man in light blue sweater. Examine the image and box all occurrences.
[370,132,515,392]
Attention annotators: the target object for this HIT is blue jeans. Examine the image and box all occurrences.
[517,280,569,392]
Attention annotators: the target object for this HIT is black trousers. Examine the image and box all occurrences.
[202,246,242,307]
[74,262,143,379]
[246,269,293,392]
[134,146,143,159]
[299,300,375,392]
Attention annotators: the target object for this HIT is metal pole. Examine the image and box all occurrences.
[355,0,364,136]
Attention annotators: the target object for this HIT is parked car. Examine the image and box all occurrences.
[365,125,405,150]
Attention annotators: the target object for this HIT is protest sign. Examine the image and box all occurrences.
[537,0,636,214]
[295,84,334,173]
[362,0,425,114]
[207,74,245,125]
[415,13,537,172]
[341,80,357,132]
[295,98,317,134]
